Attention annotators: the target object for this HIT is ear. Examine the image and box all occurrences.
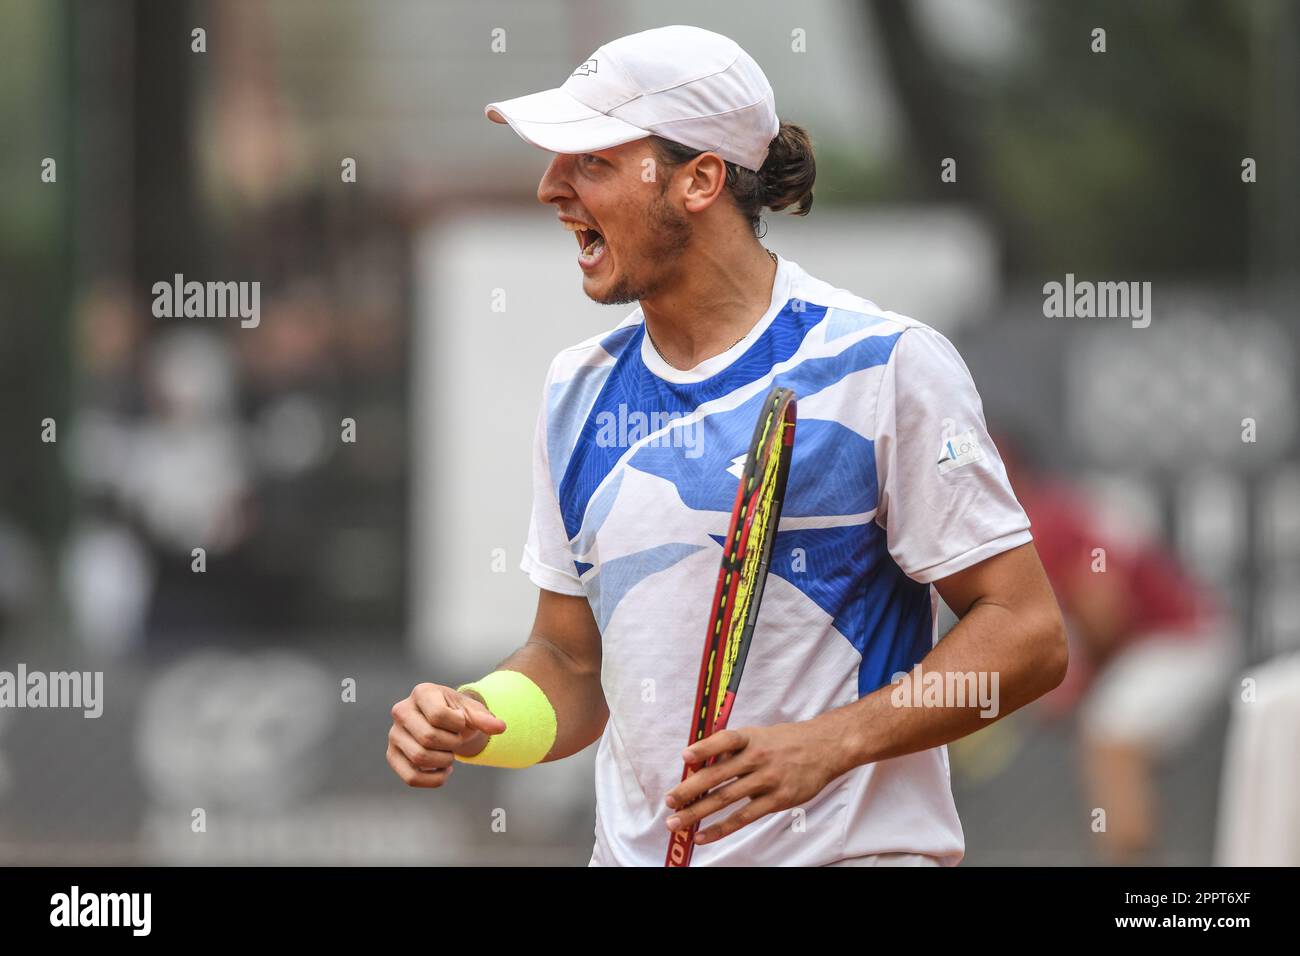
[680,152,729,214]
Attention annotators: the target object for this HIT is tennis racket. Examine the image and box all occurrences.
[665,385,797,867]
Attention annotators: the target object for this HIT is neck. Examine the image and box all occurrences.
[641,241,778,370]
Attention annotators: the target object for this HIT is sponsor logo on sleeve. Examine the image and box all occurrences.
[937,428,984,475]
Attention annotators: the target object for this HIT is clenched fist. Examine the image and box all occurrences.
[387,682,507,788]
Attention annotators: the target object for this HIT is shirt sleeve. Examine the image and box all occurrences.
[520,358,587,596]
[873,326,1032,584]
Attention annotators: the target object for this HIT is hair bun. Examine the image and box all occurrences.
[759,122,815,216]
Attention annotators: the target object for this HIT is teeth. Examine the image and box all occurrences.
[582,235,604,256]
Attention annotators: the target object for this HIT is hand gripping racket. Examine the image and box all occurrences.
[665,385,797,867]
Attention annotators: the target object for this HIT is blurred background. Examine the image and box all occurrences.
[0,0,1297,865]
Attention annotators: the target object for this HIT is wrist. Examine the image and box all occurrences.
[817,703,875,777]
[453,670,557,768]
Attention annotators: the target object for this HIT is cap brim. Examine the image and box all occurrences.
[484,87,650,156]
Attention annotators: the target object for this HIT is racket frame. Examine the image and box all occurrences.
[665,386,797,867]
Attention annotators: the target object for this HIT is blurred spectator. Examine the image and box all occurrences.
[996,429,1240,863]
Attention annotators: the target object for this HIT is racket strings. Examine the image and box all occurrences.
[713,404,789,721]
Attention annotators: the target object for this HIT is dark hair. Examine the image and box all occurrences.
[647,121,816,236]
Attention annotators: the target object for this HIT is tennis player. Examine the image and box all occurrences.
[388,24,1068,866]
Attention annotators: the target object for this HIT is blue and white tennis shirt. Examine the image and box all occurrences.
[522,253,1032,866]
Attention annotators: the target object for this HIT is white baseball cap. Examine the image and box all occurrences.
[484,25,779,172]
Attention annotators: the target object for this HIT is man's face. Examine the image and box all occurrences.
[537,140,693,305]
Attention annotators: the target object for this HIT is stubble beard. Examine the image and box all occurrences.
[585,191,693,306]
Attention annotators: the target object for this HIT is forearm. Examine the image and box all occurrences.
[472,637,608,762]
[817,598,1067,776]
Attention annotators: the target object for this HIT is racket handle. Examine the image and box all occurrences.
[666,786,697,867]
[664,690,741,867]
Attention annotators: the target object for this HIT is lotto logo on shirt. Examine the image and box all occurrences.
[937,429,984,474]
[594,404,704,458]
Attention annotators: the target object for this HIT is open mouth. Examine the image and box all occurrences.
[577,227,604,257]
[562,219,607,268]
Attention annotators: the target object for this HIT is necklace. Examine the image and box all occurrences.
[646,249,779,365]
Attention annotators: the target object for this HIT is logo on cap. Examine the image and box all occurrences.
[571,58,598,77]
